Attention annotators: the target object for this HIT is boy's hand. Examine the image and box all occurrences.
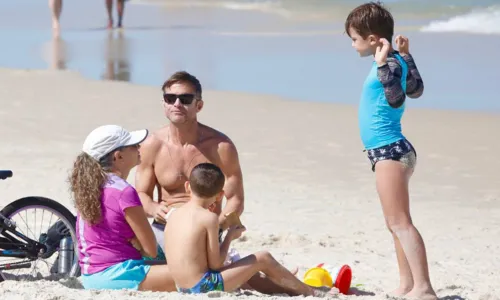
[375,38,391,67]
[227,225,246,240]
[395,35,409,56]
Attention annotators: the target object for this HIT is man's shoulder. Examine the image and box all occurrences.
[141,127,167,151]
[200,123,237,151]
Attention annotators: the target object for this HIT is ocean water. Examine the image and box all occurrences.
[0,0,499,112]
[134,0,500,34]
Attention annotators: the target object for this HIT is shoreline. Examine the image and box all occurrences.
[1,1,500,113]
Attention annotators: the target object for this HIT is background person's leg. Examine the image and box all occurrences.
[117,0,125,28]
[105,0,113,28]
[48,0,62,36]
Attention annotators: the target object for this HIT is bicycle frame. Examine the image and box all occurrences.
[0,212,47,271]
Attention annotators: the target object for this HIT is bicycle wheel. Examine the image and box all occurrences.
[0,196,80,279]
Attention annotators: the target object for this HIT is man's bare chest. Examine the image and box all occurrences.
[154,144,218,190]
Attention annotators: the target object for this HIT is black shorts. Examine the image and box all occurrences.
[365,139,417,172]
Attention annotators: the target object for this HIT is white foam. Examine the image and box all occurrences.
[421,6,500,34]
[130,0,293,18]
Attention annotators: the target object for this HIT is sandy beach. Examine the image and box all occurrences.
[0,67,499,300]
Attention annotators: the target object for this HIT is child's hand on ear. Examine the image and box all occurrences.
[375,38,391,67]
[395,35,409,56]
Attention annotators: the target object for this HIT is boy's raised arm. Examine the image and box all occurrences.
[395,35,424,99]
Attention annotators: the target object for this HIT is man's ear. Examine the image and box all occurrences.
[196,100,204,112]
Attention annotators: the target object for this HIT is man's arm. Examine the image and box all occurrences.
[206,213,232,270]
[135,135,168,221]
[217,141,244,225]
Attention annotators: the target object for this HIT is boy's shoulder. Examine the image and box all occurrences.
[183,204,219,225]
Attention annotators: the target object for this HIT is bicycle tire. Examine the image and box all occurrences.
[0,196,80,278]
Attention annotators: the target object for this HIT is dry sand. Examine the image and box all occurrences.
[0,68,499,300]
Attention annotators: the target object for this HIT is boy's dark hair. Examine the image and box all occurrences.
[189,163,225,198]
[161,71,202,99]
[345,1,394,42]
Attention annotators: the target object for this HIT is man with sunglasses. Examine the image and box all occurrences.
[135,71,244,240]
[135,71,294,294]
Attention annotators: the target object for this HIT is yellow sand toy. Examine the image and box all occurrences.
[303,263,352,295]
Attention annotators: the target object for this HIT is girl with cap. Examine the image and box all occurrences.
[70,125,175,291]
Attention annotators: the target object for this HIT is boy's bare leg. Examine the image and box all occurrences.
[244,267,298,294]
[105,0,113,28]
[375,160,437,300]
[138,264,176,292]
[117,0,125,28]
[221,251,332,297]
[48,0,62,36]
[391,234,413,295]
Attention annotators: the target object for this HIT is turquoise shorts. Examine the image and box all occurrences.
[82,259,151,290]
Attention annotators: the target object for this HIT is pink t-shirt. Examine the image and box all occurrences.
[76,174,143,275]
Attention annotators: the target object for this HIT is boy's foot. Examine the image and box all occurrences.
[107,20,113,29]
[406,286,438,300]
[390,286,412,297]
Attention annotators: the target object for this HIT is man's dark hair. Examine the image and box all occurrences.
[189,163,225,198]
[345,1,394,42]
[161,71,202,99]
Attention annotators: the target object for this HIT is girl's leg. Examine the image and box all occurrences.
[138,264,176,292]
[375,159,437,299]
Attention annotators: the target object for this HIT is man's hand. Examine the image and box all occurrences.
[375,38,391,67]
[395,35,409,56]
[227,225,246,241]
[153,202,170,224]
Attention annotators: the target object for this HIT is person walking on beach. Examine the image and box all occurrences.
[344,2,437,299]
[106,0,126,29]
[70,124,174,291]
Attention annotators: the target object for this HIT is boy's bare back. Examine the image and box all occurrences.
[164,202,218,288]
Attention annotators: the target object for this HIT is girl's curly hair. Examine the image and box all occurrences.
[69,152,114,225]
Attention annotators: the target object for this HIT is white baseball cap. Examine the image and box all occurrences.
[82,125,148,161]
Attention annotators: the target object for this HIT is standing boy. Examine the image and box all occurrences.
[164,163,333,297]
[345,2,437,299]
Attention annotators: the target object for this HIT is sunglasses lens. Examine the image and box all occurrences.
[163,94,177,104]
[178,94,195,105]
[163,94,195,105]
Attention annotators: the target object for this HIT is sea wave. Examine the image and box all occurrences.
[421,5,500,34]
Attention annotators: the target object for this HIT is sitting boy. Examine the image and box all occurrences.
[164,163,334,296]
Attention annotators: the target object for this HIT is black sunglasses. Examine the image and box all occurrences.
[163,93,196,105]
